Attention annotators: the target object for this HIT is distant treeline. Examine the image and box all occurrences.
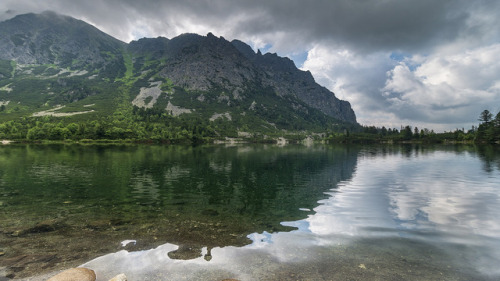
[327,109,500,144]
[1,109,499,144]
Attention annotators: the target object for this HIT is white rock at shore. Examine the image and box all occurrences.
[109,273,127,281]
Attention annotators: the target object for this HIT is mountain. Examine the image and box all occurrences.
[0,11,125,69]
[0,12,357,141]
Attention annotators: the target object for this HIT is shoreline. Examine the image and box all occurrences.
[17,236,500,281]
[1,138,497,146]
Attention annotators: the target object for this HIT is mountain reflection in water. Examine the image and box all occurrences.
[0,144,358,279]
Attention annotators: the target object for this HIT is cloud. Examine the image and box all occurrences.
[383,44,500,128]
[302,42,500,130]
[302,45,399,127]
[3,0,496,51]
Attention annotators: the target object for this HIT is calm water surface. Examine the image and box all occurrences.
[0,144,499,280]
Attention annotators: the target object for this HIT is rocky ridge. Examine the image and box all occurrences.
[129,33,357,123]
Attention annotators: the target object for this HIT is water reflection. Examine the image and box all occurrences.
[0,144,359,279]
[476,145,500,173]
[314,146,500,279]
[81,145,500,281]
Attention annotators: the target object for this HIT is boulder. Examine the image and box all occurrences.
[47,267,96,281]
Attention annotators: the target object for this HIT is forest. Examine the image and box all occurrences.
[0,108,499,144]
[327,109,500,144]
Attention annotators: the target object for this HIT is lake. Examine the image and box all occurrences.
[1,144,499,280]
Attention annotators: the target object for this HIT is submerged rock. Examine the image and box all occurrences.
[167,244,202,260]
[26,219,67,234]
[47,267,96,281]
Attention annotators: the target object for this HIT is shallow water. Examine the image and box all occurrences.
[1,144,500,280]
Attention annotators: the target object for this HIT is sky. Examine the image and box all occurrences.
[1,0,500,131]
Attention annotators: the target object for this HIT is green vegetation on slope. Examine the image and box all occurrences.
[0,60,13,78]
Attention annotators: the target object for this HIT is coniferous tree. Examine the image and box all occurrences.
[479,110,493,124]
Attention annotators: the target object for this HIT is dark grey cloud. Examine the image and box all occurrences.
[235,0,469,53]
[2,0,496,52]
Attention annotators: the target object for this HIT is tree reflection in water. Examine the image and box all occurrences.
[0,144,358,278]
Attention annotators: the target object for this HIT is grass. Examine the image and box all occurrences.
[122,50,134,81]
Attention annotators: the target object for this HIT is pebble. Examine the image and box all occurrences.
[120,240,136,247]
[109,273,127,281]
[47,267,96,281]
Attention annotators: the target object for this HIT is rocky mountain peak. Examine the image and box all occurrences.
[0,11,125,67]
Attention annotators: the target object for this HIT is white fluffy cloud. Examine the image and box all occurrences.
[301,42,500,130]
[383,44,500,129]
[302,45,402,128]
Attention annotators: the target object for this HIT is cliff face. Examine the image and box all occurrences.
[129,33,357,123]
[232,41,356,123]
[0,12,357,128]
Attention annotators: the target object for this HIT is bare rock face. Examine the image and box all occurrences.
[232,40,357,123]
[47,267,96,281]
[128,32,357,123]
[137,33,357,123]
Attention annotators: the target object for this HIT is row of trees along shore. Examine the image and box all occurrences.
[327,109,500,144]
[0,109,499,144]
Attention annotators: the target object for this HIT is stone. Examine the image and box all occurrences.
[109,273,127,281]
[47,267,96,281]
[167,245,202,260]
[27,219,66,234]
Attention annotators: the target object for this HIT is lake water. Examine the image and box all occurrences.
[1,144,499,280]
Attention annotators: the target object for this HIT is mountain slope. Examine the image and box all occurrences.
[0,11,125,69]
[0,12,358,141]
